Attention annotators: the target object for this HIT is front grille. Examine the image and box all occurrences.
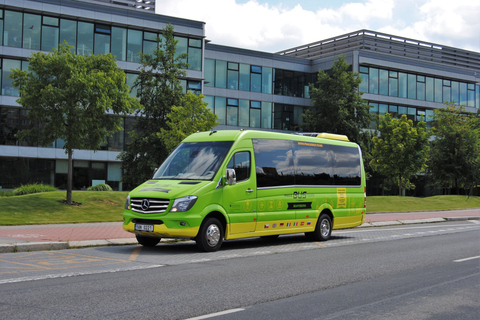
[131,198,170,214]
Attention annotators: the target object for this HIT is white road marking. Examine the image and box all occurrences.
[183,308,245,320]
[0,264,164,284]
[453,256,480,263]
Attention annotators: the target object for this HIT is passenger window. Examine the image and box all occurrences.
[227,151,251,182]
[253,139,295,188]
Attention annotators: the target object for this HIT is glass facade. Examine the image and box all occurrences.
[205,58,314,98]
[0,9,202,69]
[359,66,478,108]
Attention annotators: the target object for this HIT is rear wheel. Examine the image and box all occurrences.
[136,235,161,247]
[196,217,224,252]
[306,213,332,241]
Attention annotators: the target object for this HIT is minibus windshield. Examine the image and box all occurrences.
[153,141,234,180]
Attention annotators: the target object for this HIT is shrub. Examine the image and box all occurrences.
[13,183,58,196]
[87,183,113,191]
[0,190,14,197]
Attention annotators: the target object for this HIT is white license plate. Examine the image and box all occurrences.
[135,224,154,232]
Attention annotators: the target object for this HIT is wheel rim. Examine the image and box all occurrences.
[320,218,330,237]
[206,224,220,247]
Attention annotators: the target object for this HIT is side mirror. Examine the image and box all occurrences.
[225,169,236,185]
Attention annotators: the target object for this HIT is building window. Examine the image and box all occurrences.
[359,67,369,93]
[23,13,41,50]
[77,21,93,55]
[204,59,215,87]
[467,83,475,108]
[2,59,21,96]
[127,29,142,63]
[4,11,22,48]
[416,75,425,101]
[42,16,59,51]
[239,63,250,91]
[111,27,127,61]
[143,31,158,56]
[214,96,226,125]
[187,81,201,95]
[251,66,262,93]
[250,101,261,127]
[60,19,77,51]
[227,62,239,90]
[188,38,202,71]
[262,67,273,94]
[239,99,249,127]
[227,98,238,126]
[261,102,272,128]
[94,24,111,55]
[388,71,398,97]
[215,60,227,88]
[443,80,451,102]
[426,77,434,102]
[379,69,388,96]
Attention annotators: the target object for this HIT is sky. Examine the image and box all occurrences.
[155,0,480,53]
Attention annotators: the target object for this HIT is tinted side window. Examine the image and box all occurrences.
[227,151,251,182]
[294,142,334,185]
[331,145,361,185]
[253,139,295,188]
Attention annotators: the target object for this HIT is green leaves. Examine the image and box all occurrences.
[302,55,370,145]
[11,42,138,203]
[370,114,430,195]
[428,103,480,195]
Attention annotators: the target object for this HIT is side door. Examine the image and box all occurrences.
[223,151,257,234]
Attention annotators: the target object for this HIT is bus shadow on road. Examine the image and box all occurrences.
[109,233,357,256]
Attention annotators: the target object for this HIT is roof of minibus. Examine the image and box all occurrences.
[182,130,358,147]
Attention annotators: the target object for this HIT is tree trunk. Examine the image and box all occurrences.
[398,176,402,196]
[67,148,73,204]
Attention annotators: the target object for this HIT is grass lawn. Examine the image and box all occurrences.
[0,192,478,225]
[367,195,480,213]
[0,191,128,225]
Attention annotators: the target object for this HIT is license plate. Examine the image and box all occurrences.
[135,224,154,232]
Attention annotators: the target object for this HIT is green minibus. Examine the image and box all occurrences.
[123,130,366,251]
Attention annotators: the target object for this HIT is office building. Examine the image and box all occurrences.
[0,0,478,191]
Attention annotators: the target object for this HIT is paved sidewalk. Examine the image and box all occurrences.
[0,208,479,253]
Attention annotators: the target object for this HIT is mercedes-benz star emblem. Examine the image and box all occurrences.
[141,199,150,211]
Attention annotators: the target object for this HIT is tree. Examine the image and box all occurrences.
[119,24,218,187]
[11,43,138,204]
[428,103,480,196]
[159,93,219,153]
[302,55,371,145]
[370,114,430,196]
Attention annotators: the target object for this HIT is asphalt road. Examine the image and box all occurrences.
[0,221,479,320]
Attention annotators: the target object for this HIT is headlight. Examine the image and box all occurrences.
[124,195,130,210]
[170,196,197,212]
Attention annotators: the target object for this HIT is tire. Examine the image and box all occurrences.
[306,213,332,241]
[196,217,224,252]
[136,235,161,247]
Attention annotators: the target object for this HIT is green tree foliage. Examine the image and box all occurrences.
[428,103,480,196]
[159,93,219,153]
[118,24,188,187]
[302,55,371,145]
[10,43,137,204]
[119,24,217,188]
[370,114,430,196]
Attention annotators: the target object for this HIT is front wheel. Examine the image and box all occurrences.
[136,235,161,247]
[306,213,332,241]
[196,217,224,252]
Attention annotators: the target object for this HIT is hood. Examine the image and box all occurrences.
[129,180,211,199]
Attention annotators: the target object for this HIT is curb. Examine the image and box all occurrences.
[1,217,479,253]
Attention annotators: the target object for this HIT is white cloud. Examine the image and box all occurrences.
[156,0,480,53]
